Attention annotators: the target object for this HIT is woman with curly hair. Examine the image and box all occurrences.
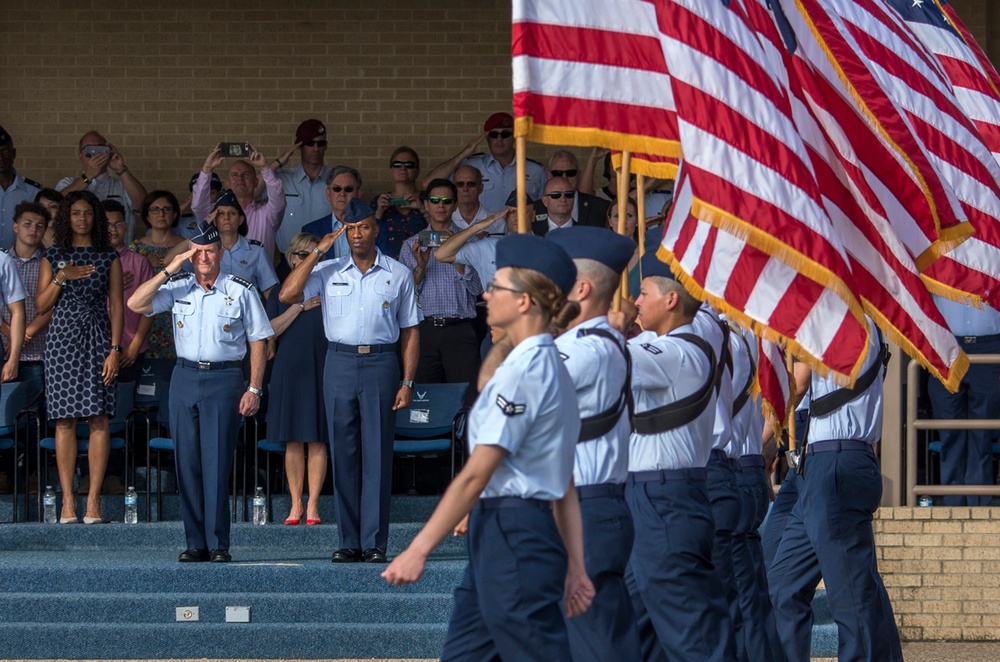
[36,190,124,524]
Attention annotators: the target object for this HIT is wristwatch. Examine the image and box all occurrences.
[312,246,323,257]
[110,344,123,353]
[247,386,264,397]
[399,380,414,389]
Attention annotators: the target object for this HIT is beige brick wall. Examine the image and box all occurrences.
[876,507,1000,642]
[0,1,996,212]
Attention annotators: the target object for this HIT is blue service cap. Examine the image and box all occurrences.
[344,198,375,224]
[0,124,10,146]
[640,250,677,281]
[214,189,244,216]
[191,171,222,192]
[495,233,577,295]
[546,226,636,276]
[190,220,220,246]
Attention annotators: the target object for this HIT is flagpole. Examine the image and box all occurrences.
[786,352,797,453]
[516,137,528,234]
[613,152,632,312]
[636,173,647,255]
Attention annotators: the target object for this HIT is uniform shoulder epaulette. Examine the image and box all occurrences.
[23,177,43,190]
[229,275,254,289]
[0,246,8,255]
[167,272,193,282]
[248,239,263,247]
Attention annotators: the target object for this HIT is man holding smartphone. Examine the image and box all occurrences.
[398,178,482,385]
[56,131,149,245]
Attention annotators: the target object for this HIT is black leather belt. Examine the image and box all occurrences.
[957,333,1000,345]
[627,468,707,483]
[739,455,765,469]
[177,359,241,371]
[477,496,551,510]
[328,342,396,355]
[577,482,626,500]
[806,440,874,455]
[422,317,474,327]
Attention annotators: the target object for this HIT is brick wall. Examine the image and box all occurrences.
[876,507,1000,641]
[0,1,996,210]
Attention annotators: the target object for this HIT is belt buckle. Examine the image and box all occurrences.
[432,318,446,327]
[358,345,371,355]
[963,336,977,345]
[197,361,211,370]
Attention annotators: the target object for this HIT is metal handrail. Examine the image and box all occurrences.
[905,355,1000,505]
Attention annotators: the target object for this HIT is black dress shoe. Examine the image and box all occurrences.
[331,547,362,563]
[363,547,387,563]
[178,548,210,563]
[209,549,232,563]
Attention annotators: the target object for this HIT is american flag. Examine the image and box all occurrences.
[757,336,793,436]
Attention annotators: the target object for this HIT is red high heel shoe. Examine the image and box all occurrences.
[284,516,302,526]
[306,518,322,526]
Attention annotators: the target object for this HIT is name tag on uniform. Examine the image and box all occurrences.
[329,282,348,287]
[177,300,190,304]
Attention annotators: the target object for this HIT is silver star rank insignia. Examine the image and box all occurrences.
[496,395,525,417]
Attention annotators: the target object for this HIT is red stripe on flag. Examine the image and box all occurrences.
[512,22,667,73]
[513,93,679,141]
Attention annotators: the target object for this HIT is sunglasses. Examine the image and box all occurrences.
[304,140,328,147]
[292,250,313,258]
[427,196,454,205]
[148,206,176,215]
[329,185,356,193]
[545,191,576,200]
[391,160,417,169]
[454,181,479,188]
[488,130,513,139]
[550,169,578,178]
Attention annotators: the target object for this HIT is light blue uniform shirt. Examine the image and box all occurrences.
[628,324,717,471]
[0,170,41,250]
[179,236,279,295]
[453,236,499,286]
[147,270,273,362]
[303,249,420,345]
[470,333,580,500]
[460,153,545,214]
[933,294,1000,337]
[809,316,884,445]
[0,249,26,307]
[727,324,764,456]
[693,306,735,456]
[276,164,332,253]
[555,316,630,487]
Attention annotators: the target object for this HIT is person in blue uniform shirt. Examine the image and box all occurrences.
[128,221,273,563]
[929,295,1000,506]
[279,198,420,564]
[162,189,279,299]
[611,252,736,662]
[545,225,641,662]
[382,233,594,662]
[768,315,902,662]
[0,125,43,250]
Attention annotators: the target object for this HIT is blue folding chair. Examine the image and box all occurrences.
[37,381,135,521]
[393,382,469,493]
[0,381,43,523]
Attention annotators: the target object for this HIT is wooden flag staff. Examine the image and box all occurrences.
[613,152,632,312]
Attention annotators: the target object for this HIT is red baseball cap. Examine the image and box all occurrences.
[295,119,327,144]
[483,113,514,132]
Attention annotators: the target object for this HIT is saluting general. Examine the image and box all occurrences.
[279,198,420,564]
[128,221,273,563]
[546,226,641,662]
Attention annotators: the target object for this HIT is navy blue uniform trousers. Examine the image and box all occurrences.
[927,337,1000,506]
[707,450,745,660]
[325,348,398,551]
[566,490,641,662]
[733,458,775,662]
[768,445,902,662]
[625,473,736,662]
[169,365,243,552]
[441,499,571,662]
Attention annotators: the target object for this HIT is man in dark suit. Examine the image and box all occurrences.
[531,150,610,236]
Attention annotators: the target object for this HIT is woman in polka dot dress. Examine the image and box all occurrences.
[36,190,125,524]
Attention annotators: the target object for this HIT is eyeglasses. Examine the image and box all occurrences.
[427,196,454,205]
[454,181,479,188]
[292,250,313,257]
[486,282,524,295]
[391,161,417,169]
[303,140,328,147]
[329,185,356,193]
[148,206,176,215]
[545,191,576,200]
[488,130,513,139]
[550,169,578,178]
